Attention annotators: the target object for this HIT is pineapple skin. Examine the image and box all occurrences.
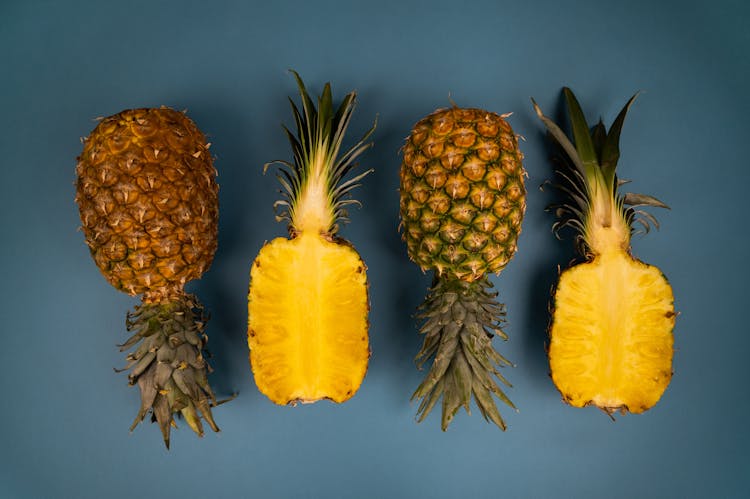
[75,107,218,301]
[400,107,526,281]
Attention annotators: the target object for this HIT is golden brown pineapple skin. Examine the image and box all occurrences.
[400,108,525,281]
[549,251,675,413]
[75,108,218,300]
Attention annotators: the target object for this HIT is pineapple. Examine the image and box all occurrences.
[247,72,375,405]
[400,107,526,430]
[533,88,676,414]
[75,107,222,447]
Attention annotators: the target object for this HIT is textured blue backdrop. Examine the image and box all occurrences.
[2,0,749,497]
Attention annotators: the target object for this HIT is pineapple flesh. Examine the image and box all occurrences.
[400,107,526,430]
[247,72,375,405]
[533,88,676,414]
[76,107,222,447]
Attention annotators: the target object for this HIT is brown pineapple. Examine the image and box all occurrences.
[76,107,222,448]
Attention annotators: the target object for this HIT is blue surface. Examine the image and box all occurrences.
[2,0,749,497]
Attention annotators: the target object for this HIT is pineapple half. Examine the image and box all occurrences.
[533,88,676,414]
[247,72,375,405]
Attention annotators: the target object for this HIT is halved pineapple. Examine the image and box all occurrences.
[247,72,375,405]
[533,88,676,414]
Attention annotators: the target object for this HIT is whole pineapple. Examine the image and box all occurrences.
[533,88,675,414]
[400,107,526,430]
[247,72,374,405]
[76,107,222,447]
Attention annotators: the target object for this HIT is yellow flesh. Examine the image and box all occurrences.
[247,232,369,404]
[549,249,675,413]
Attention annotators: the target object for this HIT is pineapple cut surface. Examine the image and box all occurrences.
[549,250,675,413]
[248,232,369,404]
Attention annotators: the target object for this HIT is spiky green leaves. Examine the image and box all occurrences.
[266,70,376,235]
[532,88,668,255]
[413,276,515,430]
[119,294,220,448]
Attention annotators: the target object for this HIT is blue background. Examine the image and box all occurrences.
[2,0,748,497]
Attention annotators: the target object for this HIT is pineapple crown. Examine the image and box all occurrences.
[265,70,376,235]
[532,87,668,255]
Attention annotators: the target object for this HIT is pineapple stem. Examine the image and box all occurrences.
[412,275,515,431]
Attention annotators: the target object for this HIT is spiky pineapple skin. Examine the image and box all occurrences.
[75,107,218,299]
[400,107,526,281]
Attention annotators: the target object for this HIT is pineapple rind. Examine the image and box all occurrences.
[248,233,370,405]
[76,107,218,297]
[400,106,525,430]
[399,107,526,281]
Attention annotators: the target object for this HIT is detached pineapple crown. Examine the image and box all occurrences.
[532,87,668,256]
[266,70,376,236]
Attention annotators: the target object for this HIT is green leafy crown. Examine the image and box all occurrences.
[532,87,668,251]
[265,70,376,234]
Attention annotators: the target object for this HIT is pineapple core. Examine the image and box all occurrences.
[292,151,335,234]
[549,250,675,412]
[247,232,369,404]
